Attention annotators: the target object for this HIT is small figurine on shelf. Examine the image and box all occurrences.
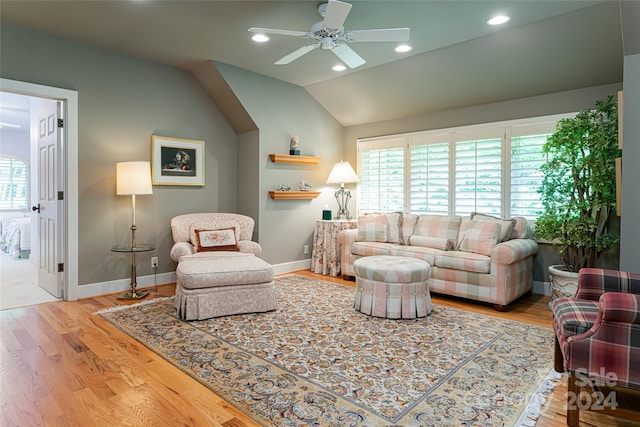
[299,181,312,191]
[277,184,291,191]
[290,136,300,155]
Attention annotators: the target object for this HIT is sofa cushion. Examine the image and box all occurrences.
[435,251,491,274]
[511,216,534,239]
[471,212,516,242]
[408,235,454,251]
[351,241,393,257]
[413,215,461,241]
[390,246,443,266]
[458,219,501,256]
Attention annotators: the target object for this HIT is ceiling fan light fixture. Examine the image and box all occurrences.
[332,64,346,71]
[251,34,270,43]
[395,44,412,53]
[487,15,510,26]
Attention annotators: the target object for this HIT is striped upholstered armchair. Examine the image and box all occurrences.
[552,268,640,426]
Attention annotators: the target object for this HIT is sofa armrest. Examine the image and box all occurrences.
[600,292,640,324]
[239,240,262,257]
[490,239,538,265]
[338,228,358,247]
[575,268,640,301]
[170,242,195,262]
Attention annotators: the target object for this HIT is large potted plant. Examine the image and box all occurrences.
[535,95,621,304]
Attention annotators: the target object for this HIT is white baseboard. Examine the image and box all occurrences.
[533,280,550,296]
[76,260,312,300]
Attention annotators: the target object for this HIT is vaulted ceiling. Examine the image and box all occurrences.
[0,1,627,126]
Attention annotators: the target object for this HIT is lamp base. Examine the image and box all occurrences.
[333,187,352,220]
[117,289,150,300]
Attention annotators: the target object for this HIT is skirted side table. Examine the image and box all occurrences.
[311,219,357,276]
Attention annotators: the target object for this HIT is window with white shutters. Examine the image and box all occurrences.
[0,155,29,210]
[409,141,449,214]
[357,113,571,219]
[454,136,503,216]
[358,141,405,213]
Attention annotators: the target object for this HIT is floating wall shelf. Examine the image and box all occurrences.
[269,191,321,200]
[269,154,321,165]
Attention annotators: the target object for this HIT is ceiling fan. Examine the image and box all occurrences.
[248,0,410,69]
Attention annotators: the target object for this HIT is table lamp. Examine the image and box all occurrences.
[326,160,359,220]
[116,161,153,299]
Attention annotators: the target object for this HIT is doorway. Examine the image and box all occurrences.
[0,92,59,309]
[0,78,79,304]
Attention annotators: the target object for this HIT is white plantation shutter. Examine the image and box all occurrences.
[0,156,29,210]
[454,134,503,216]
[358,140,405,213]
[509,123,557,219]
[409,140,449,214]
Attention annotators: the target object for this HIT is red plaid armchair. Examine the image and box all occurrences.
[552,268,640,426]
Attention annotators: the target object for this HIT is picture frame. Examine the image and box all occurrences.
[151,135,204,186]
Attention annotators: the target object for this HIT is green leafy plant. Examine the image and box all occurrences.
[535,95,621,272]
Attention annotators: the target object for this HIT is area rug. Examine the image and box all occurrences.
[97,275,558,426]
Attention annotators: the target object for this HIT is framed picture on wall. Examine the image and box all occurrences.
[151,135,204,186]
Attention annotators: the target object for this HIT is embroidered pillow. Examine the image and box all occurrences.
[356,214,388,242]
[193,227,239,252]
[458,219,502,256]
[409,236,455,251]
[470,212,516,243]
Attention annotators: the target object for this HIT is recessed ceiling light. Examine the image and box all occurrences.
[332,64,346,71]
[487,15,510,26]
[395,44,412,53]
[251,34,269,43]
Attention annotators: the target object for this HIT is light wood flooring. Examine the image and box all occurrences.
[1,270,638,426]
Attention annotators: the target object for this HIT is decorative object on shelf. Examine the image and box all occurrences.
[277,184,291,191]
[326,160,359,220]
[151,135,204,186]
[322,204,332,220]
[290,136,300,155]
[115,161,154,300]
[299,181,312,191]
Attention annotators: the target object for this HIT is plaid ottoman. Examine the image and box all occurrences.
[353,255,432,319]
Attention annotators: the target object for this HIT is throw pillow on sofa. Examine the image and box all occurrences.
[458,219,502,256]
[409,235,455,251]
[471,212,516,242]
[356,212,403,243]
[413,215,462,242]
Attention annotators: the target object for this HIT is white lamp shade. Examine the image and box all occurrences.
[326,160,360,185]
[116,161,153,195]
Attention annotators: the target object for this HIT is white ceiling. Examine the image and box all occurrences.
[0,0,625,126]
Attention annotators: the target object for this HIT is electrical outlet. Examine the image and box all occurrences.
[151,256,158,269]
[303,245,309,255]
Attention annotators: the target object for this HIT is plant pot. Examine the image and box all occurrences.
[548,264,579,309]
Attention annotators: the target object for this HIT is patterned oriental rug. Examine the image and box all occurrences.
[97,275,559,426]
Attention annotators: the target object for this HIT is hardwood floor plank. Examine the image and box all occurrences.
[1,270,637,427]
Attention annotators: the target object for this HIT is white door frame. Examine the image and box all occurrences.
[1,78,78,301]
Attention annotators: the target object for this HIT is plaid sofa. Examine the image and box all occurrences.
[552,268,640,425]
[337,213,538,310]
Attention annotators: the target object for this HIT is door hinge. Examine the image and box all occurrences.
[57,263,64,272]
[58,191,64,201]
[57,118,64,128]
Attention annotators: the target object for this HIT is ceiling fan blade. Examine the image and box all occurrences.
[323,0,352,30]
[331,44,366,69]
[275,44,318,65]
[248,27,308,37]
[347,28,410,42]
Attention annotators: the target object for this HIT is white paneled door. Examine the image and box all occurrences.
[36,101,62,298]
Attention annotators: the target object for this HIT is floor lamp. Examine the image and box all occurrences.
[116,161,153,299]
[326,160,360,220]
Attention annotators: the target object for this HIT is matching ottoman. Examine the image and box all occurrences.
[353,255,432,319]
[175,253,277,320]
